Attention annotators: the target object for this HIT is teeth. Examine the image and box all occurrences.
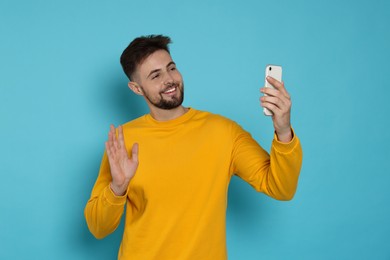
[164,87,176,93]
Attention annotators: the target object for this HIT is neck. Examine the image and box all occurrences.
[149,105,189,121]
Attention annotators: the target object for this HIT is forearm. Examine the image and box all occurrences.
[266,133,303,200]
[84,185,126,239]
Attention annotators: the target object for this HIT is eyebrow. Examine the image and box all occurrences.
[147,61,176,79]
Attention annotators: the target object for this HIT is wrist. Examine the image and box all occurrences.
[275,127,293,143]
[110,182,127,196]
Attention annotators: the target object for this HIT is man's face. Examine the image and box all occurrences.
[133,50,184,110]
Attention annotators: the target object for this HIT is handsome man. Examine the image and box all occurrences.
[85,35,302,260]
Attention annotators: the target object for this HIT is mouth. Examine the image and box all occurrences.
[162,86,177,95]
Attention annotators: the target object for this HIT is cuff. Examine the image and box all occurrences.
[272,128,300,154]
[103,185,127,206]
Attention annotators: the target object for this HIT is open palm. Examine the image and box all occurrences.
[105,124,139,196]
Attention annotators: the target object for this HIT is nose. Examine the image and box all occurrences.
[163,71,174,85]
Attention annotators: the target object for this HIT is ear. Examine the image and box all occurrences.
[128,81,143,96]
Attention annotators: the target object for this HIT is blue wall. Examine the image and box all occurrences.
[1,0,389,259]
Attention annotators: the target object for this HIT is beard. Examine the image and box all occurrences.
[141,82,184,110]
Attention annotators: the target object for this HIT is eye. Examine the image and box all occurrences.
[151,73,160,79]
[170,66,176,71]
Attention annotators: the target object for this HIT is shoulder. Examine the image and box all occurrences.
[194,110,238,127]
[121,115,149,131]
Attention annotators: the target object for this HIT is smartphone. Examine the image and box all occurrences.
[263,64,283,116]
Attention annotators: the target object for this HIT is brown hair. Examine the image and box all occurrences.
[120,35,172,80]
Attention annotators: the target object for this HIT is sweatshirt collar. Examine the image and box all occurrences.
[144,107,196,127]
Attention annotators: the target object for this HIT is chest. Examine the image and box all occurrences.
[125,126,233,207]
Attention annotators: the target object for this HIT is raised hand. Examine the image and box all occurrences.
[260,76,293,143]
[105,124,139,196]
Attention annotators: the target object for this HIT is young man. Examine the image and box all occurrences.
[85,35,302,259]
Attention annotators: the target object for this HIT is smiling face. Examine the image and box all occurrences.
[130,50,184,111]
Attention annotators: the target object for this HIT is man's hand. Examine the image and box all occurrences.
[260,76,293,143]
[105,124,139,196]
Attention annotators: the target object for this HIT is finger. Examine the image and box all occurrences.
[261,87,279,97]
[261,87,291,105]
[261,101,284,117]
[108,127,114,150]
[261,88,291,106]
[111,126,119,152]
[110,125,120,151]
[261,101,280,116]
[118,125,126,151]
[108,125,121,158]
[108,124,115,145]
[131,143,139,163]
[261,96,284,110]
[266,77,290,99]
[266,76,283,89]
[110,124,116,135]
[105,142,111,157]
[105,141,116,163]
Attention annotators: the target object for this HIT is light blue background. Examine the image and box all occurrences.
[1,0,389,259]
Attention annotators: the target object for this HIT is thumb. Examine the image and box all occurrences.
[131,143,139,163]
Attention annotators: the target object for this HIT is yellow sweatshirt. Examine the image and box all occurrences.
[85,108,302,260]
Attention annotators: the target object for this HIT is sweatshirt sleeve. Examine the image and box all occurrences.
[230,123,303,201]
[84,151,127,239]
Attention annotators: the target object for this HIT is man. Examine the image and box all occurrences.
[85,35,302,260]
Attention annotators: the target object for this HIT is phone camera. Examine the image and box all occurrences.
[269,67,272,71]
